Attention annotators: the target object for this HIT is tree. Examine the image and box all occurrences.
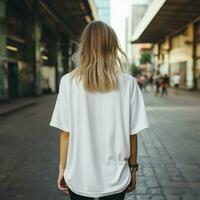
[140,52,151,64]
[130,63,142,76]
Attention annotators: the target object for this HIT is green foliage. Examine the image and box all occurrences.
[140,52,151,64]
[130,63,142,76]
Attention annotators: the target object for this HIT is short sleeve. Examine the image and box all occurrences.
[49,76,70,132]
[129,78,150,135]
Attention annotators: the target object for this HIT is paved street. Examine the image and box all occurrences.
[0,88,200,200]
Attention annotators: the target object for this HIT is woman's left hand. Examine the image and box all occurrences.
[57,172,69,194]
[126,171,136,193]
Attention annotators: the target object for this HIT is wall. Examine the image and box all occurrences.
[157,24,194,89]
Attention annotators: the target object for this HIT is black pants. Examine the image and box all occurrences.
[68,187,127,200]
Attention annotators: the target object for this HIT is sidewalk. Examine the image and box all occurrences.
[167,87,200,97]
[0,90,200,200]
[0,95,55,117]
[0,87,199,117]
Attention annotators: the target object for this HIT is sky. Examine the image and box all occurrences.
[110,0,147,51]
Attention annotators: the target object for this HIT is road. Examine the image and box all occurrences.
[0,88,200,200]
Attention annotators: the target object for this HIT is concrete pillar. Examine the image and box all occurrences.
[71,42,77,70]
[25,11,42,96]
[187,24,194,89]
[0,0,7,100]
[57,40,63,79]
[193,23,197,90]
[34,20,42,95]
[49,37,67,92]
[68,40,73,72]
[68,40,77,72]
[62,40,70,74]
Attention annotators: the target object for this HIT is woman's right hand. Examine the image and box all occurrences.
[126,171,136,193]
[57,172,69,194]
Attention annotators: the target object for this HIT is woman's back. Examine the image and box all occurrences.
[50,71,149,198]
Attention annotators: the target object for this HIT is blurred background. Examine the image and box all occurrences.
[0,0,200,200]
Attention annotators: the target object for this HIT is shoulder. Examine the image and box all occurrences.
[60,72,71,81]
[59,73,71,92]
[60,72,72,85]
[120,73,141,97]
[122,72,137,83]
[122,73,138,90]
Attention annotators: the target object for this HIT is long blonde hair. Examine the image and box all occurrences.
[70,20,128,92]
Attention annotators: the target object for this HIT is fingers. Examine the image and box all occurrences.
[126,172,137,193]
[57,176,69,194]
[126,184,136,193]
[58,183,69,194]
[57,182,68,190]
[125,179,136,193]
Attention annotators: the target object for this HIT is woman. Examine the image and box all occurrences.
[50,20,150,200]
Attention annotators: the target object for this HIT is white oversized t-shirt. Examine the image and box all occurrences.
[50,71,150,198]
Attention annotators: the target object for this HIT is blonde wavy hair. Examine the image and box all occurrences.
[70,20,128,92]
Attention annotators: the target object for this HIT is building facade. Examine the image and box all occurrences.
[0,0,97,101]
[131,0,200,90]
[125,3,153,74]
[125,4,147,63]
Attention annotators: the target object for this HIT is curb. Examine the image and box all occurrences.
[0,102,37,117]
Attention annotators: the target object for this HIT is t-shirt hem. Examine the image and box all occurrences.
[130,124,150,135]
[49,122,70,133]
[64,174,131,198]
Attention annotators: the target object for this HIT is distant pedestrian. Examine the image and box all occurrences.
[173,73,180,95]
[49,20,150,200]
[141,74,148,92]
[161,74,169,97]
[154,71,162,96]
[149,74,154,92]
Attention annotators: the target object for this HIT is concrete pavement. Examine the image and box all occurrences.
[0,96,45,117]
[0,89,200,200]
